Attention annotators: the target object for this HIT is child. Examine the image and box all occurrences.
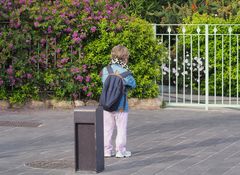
[101,45,136,158]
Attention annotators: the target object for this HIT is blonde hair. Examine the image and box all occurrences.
[111,45,129,63]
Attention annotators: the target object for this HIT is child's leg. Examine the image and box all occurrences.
[103,110,115,155]
[115,112,128,152]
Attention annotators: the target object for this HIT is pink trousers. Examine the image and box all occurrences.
[103,110,128,154]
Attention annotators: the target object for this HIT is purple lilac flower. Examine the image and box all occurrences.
[38,58,44,64]
[34,22,39,27]
[90,26,97,33]
[80,33,86,39]
[87,92,92,97]
[72,31,78,38]
[47,26,52,34]
[82,86,88,92]
[36,16,43,21]
[57,64,62,68]
[60,12,66,18]
[70,67,80,73]
[8,43,13,49]
[60,58,69,64]
[114,2,121,7]
[98,15,103,20]
[85,76,91,82]
[51,38,56,43]
[82,17,88,21]
[82,64,87,69]
[40,38,46,45]
[40,53,46,59]
[29,56,37,64]
[107,10,111,15]
[69,13,75,18]
[72,50,77,55]
[111,19,117,23]
[73,37,81,44]
[52,9,57,14]
[26,73,32,79]
[65,20,70,25]
[45,16,53,20]
[94,16,99,20]
[87,16,93,20]
[0,78,3,86]
[75,75,83,82]
[42,7,48,13]
[64,27,72,33]
[105,4,110,9]
[54,0,60,5]
[56,48,61,53]
[15,22,21,28]
[72,1,80,7]
[19,0,26,4]
[9,20,14,28]
[9,76,15,86]
[84,7,91,14]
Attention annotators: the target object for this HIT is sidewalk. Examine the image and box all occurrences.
[1,108,240,175]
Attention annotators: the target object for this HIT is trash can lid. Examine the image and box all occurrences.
[74,106,98,112]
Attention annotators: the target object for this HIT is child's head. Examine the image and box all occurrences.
[111,45,129,64]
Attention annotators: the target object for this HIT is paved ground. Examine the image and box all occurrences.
[1,108,240,175]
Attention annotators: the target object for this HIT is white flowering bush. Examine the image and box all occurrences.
[162,51,205,93]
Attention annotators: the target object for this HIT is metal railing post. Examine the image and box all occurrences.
[205,24,209,110]
[152,24,157,39]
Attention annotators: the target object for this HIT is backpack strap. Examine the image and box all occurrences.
[106,65,114,74]
[120,71,132,112]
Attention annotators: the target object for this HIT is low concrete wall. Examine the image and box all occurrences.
[0,100,10,110]
[0,98,162,110]
[128,98,162,110]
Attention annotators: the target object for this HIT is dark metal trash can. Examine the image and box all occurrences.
[74,106,104,173]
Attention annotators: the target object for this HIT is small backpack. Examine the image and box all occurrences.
[99,65,132,112]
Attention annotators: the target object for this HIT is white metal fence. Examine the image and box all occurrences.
[153,24,240,110]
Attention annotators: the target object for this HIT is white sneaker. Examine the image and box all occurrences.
[104,151,115,158]
[115,151,131,158]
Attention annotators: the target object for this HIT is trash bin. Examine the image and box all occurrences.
[74,106,104,173]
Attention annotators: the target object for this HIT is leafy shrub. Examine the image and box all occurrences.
[0,0,166,104]
[164,13,240,97]
[83,18,167,98]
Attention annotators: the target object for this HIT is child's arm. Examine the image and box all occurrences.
[101,67,108,83]
[124,75,136,89]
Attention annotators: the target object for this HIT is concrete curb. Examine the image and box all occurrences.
[0,98,162,110]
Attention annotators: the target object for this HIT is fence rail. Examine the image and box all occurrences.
[153,24,240,110]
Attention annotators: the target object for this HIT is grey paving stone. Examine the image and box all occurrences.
[1,108,240,175]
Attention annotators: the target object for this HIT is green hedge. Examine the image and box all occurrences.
[0,1,166,104]
[172,13,240,96]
